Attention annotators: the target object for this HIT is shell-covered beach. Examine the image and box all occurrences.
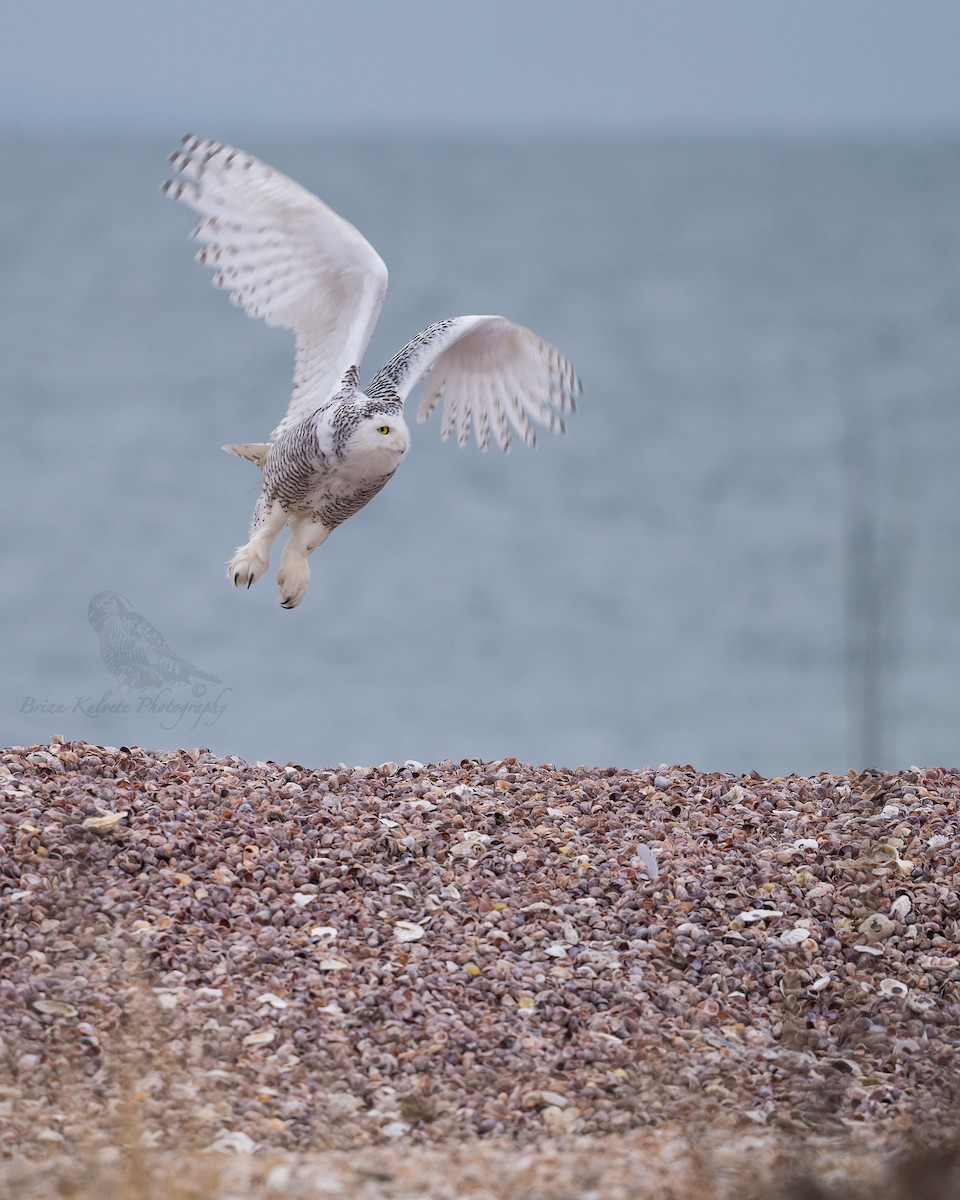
[2,740,959,1196]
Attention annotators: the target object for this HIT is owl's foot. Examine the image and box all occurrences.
[278,555,310,609]
[228,543,269,589]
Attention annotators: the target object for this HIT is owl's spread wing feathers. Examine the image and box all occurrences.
[368,316,580,452]
[163,135,388,439]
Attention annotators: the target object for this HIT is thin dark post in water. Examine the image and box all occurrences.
[842,387,884,770]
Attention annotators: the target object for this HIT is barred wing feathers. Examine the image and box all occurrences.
[163,135,388,439]
[370,316,580,452]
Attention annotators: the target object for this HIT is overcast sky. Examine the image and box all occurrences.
[3,0,960,135]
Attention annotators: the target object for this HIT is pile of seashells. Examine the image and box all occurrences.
[1,740,958,1159]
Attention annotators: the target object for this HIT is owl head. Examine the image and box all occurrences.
[352,410,410,464]
[88,590,134,631]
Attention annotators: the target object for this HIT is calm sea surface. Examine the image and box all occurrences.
[3,134,959,774]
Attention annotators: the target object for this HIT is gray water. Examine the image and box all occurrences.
[3,134,959,774]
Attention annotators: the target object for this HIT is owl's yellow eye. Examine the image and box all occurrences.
[377,425,390,434]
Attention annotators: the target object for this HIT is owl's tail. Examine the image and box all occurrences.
[222,443,270,469]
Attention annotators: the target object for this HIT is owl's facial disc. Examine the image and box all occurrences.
[359,414,409,458]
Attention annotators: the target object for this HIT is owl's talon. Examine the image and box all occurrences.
[228,543,269,589]
[277,556,310,609]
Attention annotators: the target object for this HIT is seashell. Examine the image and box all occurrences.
[858,913,896,939]
[27,751,64,772]
[917,954,957,971]
[905,992,937,1015]
[255,992,288,1009]
[404,759,424,771]
[880,804,901,819]
[740,909,783,923]
[291,892,314,907]
[206,1130,259,1154]
[542,1104,580,1129]
[242,1028,276,1047]
[633,844,659,882]
[891,895,912,920]
[854,944,883,956]
[35,1129,65,1144]
[80,810,129,831]
[871,844,899,862]
[378,762,399,777]
[309,926,338,942]
[318,957,350,971]
[394,920,425,942]
[928,834,949,849]
[809,975,832,993]
[581,948,621,970]
[31,999,77,1017]
[879,978,908,998]
[544,942,568,957]
[779,928,810,947]
[794,839,819,850]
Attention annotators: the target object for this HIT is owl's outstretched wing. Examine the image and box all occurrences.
[367,316,580,452]
[163,135,388,439]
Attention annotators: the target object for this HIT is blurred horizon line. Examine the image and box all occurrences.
[2,120,959,144]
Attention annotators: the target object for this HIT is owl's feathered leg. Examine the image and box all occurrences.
[228,496,287,589]
[277,515,332,609]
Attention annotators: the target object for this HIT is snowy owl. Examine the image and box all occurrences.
[164,135,580,609]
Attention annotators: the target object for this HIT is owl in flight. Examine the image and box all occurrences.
[164,135,580,609]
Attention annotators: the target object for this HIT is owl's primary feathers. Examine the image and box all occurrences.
[164,135,580,608]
